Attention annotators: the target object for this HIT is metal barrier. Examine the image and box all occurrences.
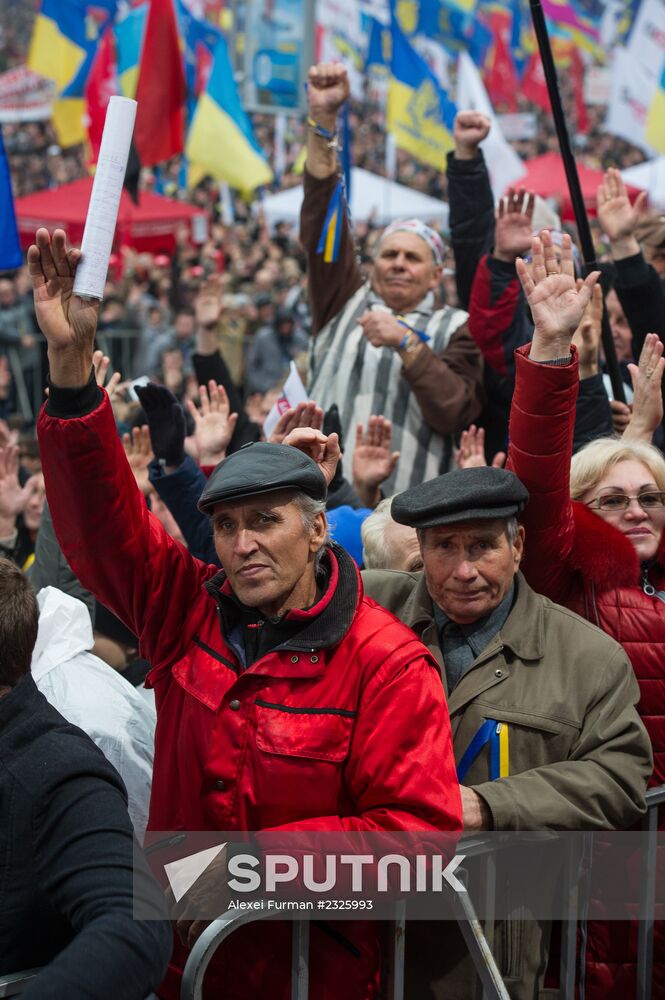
[3,789,664,998]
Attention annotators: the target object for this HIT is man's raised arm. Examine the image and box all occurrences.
[31,228,210,670]
[300,63,364,334]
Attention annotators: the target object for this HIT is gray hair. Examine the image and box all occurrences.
[361,497,396,570]
[291,492,329,568]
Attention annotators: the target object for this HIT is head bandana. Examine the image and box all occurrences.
[380,219,445,266]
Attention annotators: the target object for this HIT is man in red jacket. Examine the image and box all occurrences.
[30,227,462,1000]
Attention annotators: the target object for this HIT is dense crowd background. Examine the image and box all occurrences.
[0,0,661,578]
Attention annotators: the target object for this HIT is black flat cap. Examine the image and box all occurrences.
[391,467,529,529]
[197,442,327,515]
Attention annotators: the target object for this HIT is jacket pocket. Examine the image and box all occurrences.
[254,699,355,762]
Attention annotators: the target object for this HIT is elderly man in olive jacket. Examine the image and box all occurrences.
[363,465,652,1000]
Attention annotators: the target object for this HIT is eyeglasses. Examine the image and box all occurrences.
[586,492,665,512]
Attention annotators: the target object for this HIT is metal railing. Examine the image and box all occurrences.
[2,787,663,999]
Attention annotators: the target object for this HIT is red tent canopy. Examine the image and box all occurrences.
[14,177,209,253]
[507,152,643,222]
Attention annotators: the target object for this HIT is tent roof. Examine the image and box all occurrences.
[261,167,450,229]
[14,177,208,252]
[510,152,643,221]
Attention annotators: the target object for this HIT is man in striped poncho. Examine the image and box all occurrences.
[301,63,484,494]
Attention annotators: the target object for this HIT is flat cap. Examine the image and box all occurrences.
[391,466,529,529]
[197,442,327,515]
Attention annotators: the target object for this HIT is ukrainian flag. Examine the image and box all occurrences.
[114,3,148,100]
[646,64,665,154]
[27,0,116,147]
[387,17,457,170]
[185,36,272,194]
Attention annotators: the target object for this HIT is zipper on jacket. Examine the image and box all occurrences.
[642,568,656,597]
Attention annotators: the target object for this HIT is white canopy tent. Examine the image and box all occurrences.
[621,157,665,211]
[260,167,450,230]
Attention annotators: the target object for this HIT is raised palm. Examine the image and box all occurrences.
[516,231,599,342]
[27,228,99,352]
[352,416,399,489]
[186,381,238,463]
[495,189,535,260]
[597,167,647,242]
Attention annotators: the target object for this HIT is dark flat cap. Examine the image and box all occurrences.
[391,467,529,529]
[197,442,327,515]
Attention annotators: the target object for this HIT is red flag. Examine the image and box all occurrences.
[483,30,519,112]
[521,52,550,112]
[85,27,117,166]
[134,0,186,166]
[570,48,590,134]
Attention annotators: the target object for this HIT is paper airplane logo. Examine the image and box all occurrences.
[164,842,227,902]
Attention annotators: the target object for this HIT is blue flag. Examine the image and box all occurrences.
[0,128,22,272]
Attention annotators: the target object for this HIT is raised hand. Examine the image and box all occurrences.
[121,425,154,496]
[453,110,491,159]
[456,425,505,470]
[0,445,28,522]
[624,333,665,442]
[352,416,400,507]
[134,383,186,468]
[194,277,224,329]
[571,282,603,380]
[307,62,350,124]
[282,427,341,487]
[92,349,122,401]
[267,401,324,445]
[27,228,99,386]
[516,231,600,361]
[597,167,648,252]
[186,380,238,465]
[494,189,536,263]
[0,355,11,402]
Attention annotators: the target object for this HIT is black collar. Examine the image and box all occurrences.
[204,543,360,655]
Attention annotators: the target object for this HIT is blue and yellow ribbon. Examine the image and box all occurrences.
[457,719,509,782]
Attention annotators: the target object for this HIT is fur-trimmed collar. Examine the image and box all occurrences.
[569,500,665,591]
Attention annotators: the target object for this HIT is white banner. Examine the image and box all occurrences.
[316,0,368,99]
[605,49,657,156]
[0,66,54,123]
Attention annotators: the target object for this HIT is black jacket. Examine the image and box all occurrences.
[0,674,171,998]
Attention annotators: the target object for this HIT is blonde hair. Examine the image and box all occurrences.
[570,438,665,500]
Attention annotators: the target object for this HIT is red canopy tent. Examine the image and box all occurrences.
[14,177,209,253]
[507,152,643,222]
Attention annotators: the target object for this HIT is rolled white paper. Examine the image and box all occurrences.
[73,96,137,300]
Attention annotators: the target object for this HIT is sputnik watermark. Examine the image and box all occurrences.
[163,844,467,904]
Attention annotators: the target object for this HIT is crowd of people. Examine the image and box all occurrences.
[2,37,665,1000]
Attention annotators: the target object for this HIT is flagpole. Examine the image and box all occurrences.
[528,0,625,402]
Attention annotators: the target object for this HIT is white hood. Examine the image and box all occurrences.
[32,586,94,680]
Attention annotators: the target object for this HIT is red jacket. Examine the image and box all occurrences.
[507,346,664,999]
[38,391,462,1000]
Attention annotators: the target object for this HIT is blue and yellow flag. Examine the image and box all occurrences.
[646,63,665,154]
[387,17,457,170]
[27,0,116,147]
[114,2,148,100]
[185,36,272,195]
[0,127,22,271]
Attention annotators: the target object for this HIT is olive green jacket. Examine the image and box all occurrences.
[362,570,651,831]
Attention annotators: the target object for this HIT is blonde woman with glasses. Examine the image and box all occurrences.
[508,231,665,997]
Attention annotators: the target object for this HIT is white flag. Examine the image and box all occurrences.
[456,52,526,197]
[605,48,657,156]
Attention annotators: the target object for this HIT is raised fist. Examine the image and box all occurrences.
[307,63,350,125]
